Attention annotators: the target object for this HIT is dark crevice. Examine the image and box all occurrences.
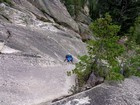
[0,14,10,22]
[21,53,41,58]
[0,53,41,58]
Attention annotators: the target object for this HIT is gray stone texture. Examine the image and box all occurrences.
[27,0,79,32]
[76,11,92,25]
[0,23,86,62]
[78,22,93,41]
[50,76,140,105]
[12,0,48,22]
[0,54,75,105]
[0,1,87,105]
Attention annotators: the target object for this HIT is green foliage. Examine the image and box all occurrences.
[129,16,140,45]
[61,0,88,17]
[88,13,125,80]
[89,0,140,35]
[88,0,100,20]
[89,13,120,38]
[0,0,13,6]
[62,0,140,36]
[106,71,124,81]
[61,0,81,17]
[72,55,91,87]
[88,13,124,66]
[63,0,140,90]
[69,14,125,88]
[119,41,140,78]
[69,13,140,89]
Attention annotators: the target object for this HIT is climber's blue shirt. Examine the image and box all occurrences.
[66,55,73,62]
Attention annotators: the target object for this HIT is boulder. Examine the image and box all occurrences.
[84,72,104,90]
[95,76,104,85]
[86,72,97,88]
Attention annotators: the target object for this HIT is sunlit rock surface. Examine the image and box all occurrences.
[0,1,87,105]
[0,54,75,105]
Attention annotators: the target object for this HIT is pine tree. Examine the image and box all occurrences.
[69,13,125,88]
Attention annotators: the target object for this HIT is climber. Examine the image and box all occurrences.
[64,54,73,63]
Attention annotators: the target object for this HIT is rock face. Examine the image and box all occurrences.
[0,23,85,62]
[0,3,86,61]
[13,0,48,21]
[27,0,79,32]
[0,54,76,105]
[76,11,93,41]
[50,76,140,105]
[76,11,92,25]
[0,1,87,105]
[78,22,93,41]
